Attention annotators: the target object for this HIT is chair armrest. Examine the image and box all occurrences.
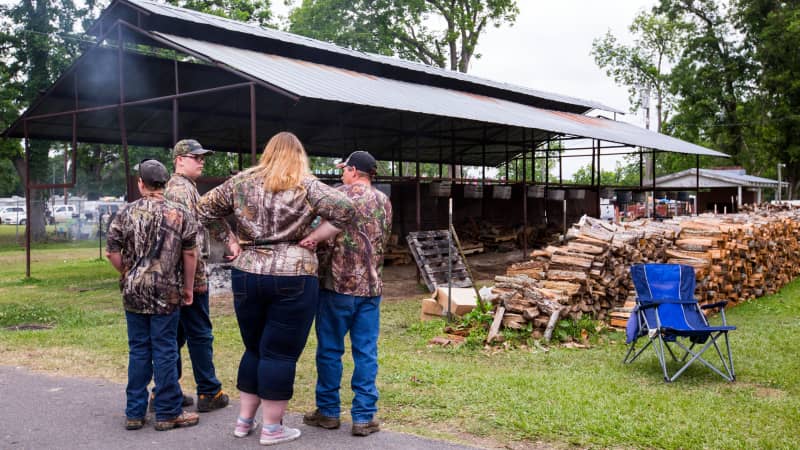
[701,301,729,310]
[638,302,660,310]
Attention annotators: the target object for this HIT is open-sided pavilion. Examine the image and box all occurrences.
[3,0,728,276]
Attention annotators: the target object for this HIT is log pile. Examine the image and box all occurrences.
[488,207,800,335]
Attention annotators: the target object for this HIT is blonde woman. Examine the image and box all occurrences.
[198,132,354,445]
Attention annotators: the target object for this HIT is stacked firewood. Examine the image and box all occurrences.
[488,207,800,336]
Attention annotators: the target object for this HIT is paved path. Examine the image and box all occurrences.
[0,365,480,450]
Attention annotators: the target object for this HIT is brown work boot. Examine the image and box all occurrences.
[351,419,380,436]
[125,417,145,430]
[197,390,229,412]
[149,391,193,412]
[302,409,341,429]
[154,411,200,431]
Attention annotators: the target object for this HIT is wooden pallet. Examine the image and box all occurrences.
[461,242,484,255]
[406,230,474,293]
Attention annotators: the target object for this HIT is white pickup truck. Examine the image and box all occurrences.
[0,206,26,224]
[52,204,78,222]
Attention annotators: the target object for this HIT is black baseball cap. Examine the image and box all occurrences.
[336,150,377,175]
[134,159,169,186]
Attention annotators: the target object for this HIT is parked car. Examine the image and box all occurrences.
[0,206,26,224]
[52,204,78,222]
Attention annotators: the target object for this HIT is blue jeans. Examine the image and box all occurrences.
[315,288,381,423]
[177,288,222,395]
[231,269,319,400]
[125,310,182,421]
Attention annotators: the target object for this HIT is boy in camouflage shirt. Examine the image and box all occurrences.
[164,139,234,412]
[106,159,201,432]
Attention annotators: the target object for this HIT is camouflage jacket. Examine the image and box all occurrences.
[106,196,198,314]
[164,173,232,293]
[197,170,355,276]
[318,183,392,297]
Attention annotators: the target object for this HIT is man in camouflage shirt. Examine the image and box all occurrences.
[164,139,236,412]
[302,150,392,437]
[106,159,200,431]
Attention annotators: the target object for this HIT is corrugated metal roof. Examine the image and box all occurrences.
[119,0,623,114]
[157,33,729,158]
[656,168,783,188]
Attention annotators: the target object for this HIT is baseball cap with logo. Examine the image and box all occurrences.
[134,159,169,187]
[172,139,213,159]
[336,150,377,175]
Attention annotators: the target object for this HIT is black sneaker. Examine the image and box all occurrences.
[303,409,341,429]
[148,392,194,412]
[197,390,229,412]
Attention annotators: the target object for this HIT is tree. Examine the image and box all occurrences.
[0,0,97,240]
[735,0,800,198]
[592,11,686,132]
[165,0,273,26]
[656,0,752,163]
[288,0,519,72]
[571,160,641,186]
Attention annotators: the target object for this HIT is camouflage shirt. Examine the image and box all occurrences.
[164,173,232,293]
[197,170,355,276]
[106,197,198,315]
[318,183,392,297]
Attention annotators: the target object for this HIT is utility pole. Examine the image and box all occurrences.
[639,85,653,217]
[777,163,785,201]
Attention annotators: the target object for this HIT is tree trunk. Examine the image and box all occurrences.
[11,156,47,242]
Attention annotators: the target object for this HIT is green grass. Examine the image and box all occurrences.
[0,224,105,253]
[1,245,799,449]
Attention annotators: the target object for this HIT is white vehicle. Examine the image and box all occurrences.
[52,204,78,222]
[0,206,26,225]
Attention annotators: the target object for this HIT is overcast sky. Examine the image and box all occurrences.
[470,1,656,120]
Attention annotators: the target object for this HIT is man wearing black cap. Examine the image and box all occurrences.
[106,159,201,431]
[164,139,236,413]
[302,150,392,437]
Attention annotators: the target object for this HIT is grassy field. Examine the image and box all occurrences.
[1,240,798,449]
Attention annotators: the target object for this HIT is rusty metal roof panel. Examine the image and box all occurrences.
[121,0,622,114]
[157,33,727,158]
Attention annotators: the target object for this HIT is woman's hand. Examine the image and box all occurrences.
[298,237,317,250]
[225,239,242,261]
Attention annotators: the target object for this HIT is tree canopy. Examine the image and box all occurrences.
[288,0,519,72]
[165,0,273,26]
[595,0,800,198]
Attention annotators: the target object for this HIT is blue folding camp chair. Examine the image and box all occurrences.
[624,264,736,382]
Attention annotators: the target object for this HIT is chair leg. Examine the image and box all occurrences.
[653,335,671,382]
[623,339,652,364]
[669,332,735,382]
[663,340,681,362]
[724,332,736,381]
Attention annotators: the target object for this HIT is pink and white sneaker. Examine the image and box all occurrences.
[234,417,258,438]
[259,425,301,445]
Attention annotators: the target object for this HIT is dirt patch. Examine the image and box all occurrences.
[754,386,787,399]
[210,291,235,315]
[209,250,525,305]
[382,250,526,300]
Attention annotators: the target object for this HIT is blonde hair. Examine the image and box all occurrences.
[254,132,312,192]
